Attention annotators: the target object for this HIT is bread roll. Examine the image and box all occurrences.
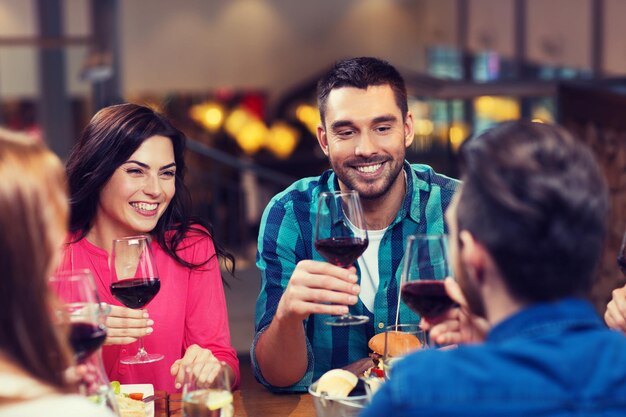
[315,369,358,397]
[368,330,422,357]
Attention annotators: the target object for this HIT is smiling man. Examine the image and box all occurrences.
[252,57,459,392]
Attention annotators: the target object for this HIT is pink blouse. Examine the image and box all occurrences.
[58,230,240,392]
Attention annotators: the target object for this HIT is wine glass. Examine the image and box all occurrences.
[49,269,107,363]
[314,190,369,326]
[182,362,233,417]
[110,235,163,364]
[399,234,455,326]
[618,229,626,277]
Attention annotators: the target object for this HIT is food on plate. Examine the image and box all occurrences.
[363,330,423,380]
[116,395,146,417]
[362,375,384,396]
[368,330,422,358]
[110,381,147,417]
[315,369,358,397]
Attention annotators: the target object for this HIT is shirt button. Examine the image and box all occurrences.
[378,322,385,329]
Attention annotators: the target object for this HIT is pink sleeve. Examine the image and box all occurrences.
[182,234,240,389]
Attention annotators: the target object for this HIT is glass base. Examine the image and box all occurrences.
[120,352,164,365]
[324,314,369,326]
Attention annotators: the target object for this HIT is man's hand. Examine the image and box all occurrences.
[255,260,360,387]
[275,260,360,323]
[104,305,153,345]
[605,284,626,332]
[420,278,489,346]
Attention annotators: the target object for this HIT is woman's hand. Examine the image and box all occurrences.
[103,305,153,345]
[420,278,489,346]
[170,344,227,390]
[605,284,626,332]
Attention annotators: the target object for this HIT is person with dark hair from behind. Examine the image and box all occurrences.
[361,120,626,417]
[58,104,239,392]
[252,57,459,392]
[0,129,115,416]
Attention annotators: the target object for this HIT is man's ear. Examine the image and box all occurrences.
[316,124,329,157]
[404,111,415,148]
[459,230,487,284]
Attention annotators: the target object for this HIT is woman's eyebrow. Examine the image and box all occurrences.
[124,160,149,168]
[123,160,176,170]
[159,163,176,170]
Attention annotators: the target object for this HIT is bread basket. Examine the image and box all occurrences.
[308,381,368,417]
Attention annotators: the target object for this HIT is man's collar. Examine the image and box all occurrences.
[486,298,602,344]
[328,161,422,226]
[399,161,422,225]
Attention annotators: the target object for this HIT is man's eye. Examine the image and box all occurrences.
[337,130,355,138]
[375,126,391,133]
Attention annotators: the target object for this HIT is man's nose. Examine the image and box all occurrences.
[355,132,377,157]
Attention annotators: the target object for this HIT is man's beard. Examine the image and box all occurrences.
[329,155,404,200]
[455,257,487,319]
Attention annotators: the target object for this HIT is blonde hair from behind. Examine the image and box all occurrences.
[0,128,73,391]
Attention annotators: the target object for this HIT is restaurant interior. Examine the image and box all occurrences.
[1,0,626,414]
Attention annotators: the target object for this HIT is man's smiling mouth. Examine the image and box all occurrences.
[355,163,383,174]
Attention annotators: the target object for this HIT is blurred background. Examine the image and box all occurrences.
[1,0,625,353]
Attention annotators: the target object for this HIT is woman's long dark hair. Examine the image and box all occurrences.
[66,103,234,273]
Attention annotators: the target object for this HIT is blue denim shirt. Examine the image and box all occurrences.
[361,298,626,417]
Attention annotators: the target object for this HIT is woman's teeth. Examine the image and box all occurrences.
[131,202,157,211]
[356,163,382,173]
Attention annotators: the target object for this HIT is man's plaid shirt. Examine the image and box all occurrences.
[251,162,460,392]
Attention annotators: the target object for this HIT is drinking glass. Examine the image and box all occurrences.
[110,235,163,364]
[315,190,369,326]
[182,362,233,417]
[618,229,626,277]
[49,269,107,363]
[50,270,120,415]
[383,323,427,376]
[399,234,455,321]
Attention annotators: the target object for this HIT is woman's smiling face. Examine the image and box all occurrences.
[95,135,176,238]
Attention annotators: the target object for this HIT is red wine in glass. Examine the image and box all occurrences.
[111,236,164,364]
[314,237,368,268]
[70,322,107,362]
[396,235,453,346]
[401,280,457,319]
[110,277,161,309]
[49,270,107,363]
[315,190,369,326]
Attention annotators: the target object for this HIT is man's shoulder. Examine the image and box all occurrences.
[408,163,460,192]
[266,170,332,210]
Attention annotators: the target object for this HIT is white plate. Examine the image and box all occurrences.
[120,384,154,417]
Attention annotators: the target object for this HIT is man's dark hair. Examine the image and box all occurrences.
[316,57,408,126]
[457,120,608,302]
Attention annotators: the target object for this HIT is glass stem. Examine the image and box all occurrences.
[137,336,148,359]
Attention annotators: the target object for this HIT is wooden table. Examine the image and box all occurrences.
[155,362,317,417]
[167,385,315,417]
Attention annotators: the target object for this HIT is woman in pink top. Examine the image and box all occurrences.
[58,104,239,392]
